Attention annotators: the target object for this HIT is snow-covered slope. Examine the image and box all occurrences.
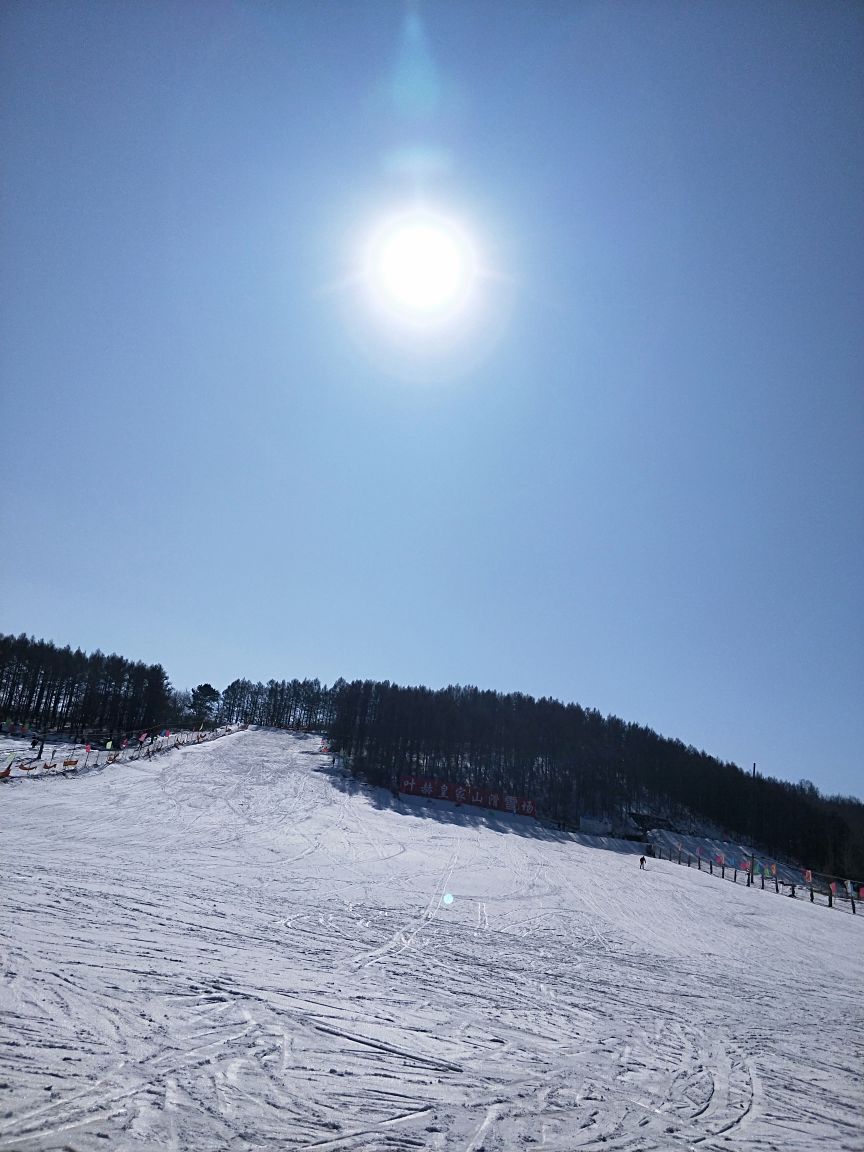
[2,729,861,1151]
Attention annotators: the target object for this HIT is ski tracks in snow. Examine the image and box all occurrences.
[2,728,862,1150]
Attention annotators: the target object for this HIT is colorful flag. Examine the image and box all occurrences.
[106,741,112,750]
[830,881,837,895]
[770,862,777,876]
[85,744,91,753]
[804,869,813,884]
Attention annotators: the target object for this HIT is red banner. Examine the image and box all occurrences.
[399,775,536,817]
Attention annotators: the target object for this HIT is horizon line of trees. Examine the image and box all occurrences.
[0,632,173,740]
[2,632,861,877]
[323,679,863,878]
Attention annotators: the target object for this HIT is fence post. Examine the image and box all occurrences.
[747,870,751,887]
[852,896,856,915]
[721,863,725,879]
[810,887,814,903]
[828,889,833,908]
[709,859,713,875]
[774,875,779,894]
[761,873,765,890]
[677,847,682,864]
[698,856,702,870]
[687,855,691,867]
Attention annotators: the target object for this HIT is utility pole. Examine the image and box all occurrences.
[750,762,757,884]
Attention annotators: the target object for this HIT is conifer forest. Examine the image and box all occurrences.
[2,631,861,877]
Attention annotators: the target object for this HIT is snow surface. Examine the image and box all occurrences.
[1,728,862,1151]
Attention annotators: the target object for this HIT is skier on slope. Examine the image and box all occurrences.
[639,856,646,869]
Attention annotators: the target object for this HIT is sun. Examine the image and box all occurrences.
[365,210,478,326]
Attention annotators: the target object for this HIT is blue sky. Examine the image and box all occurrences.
[2,1,862,798]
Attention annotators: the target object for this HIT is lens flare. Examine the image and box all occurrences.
[366,211,478,326]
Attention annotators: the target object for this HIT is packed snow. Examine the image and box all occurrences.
[1,728,862,1150]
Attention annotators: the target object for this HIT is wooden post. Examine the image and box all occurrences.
[809,887,814,902]
[828,889,833,908]
[687,855,691,867]
[709,859,713,875]
[774,875,779,893]
[733,867,738,883]
[721,863,726,879]
[761,873,765,890]
[851,896,856,915]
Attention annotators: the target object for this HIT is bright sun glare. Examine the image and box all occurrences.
[366,211,478,325]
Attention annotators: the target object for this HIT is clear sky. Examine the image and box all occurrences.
[1,1,862,798]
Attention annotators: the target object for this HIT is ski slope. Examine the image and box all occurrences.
[1,729,862,1151]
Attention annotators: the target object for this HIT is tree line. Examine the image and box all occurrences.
[0,632,172,741]
[2,632,861,877]
[324,679,864,878]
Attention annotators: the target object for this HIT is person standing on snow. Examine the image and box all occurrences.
[639,856,646,869]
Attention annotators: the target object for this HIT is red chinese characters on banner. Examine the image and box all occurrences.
[399,775,536,817]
